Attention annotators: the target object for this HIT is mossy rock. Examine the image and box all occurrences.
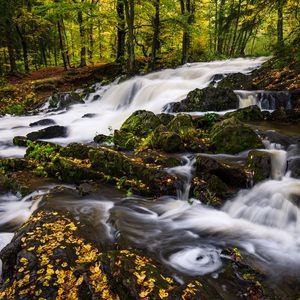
[158,113,175,125]
[247,150,272,184]
[113,129,138,151]
[27,125,68,141]
[210,117,264,154]
[59,143,91,160]
[217,72,254,90]
[120,110,161,137]
[13,136,28,147]
[142,125,184,153]
[195,155,248,189]
[224,105,264,122]
[93,134,112,144]
[167,114,194,132]
[168,86,239,112]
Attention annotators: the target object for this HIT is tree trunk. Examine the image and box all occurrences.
[277,0,284,47]
[5,29,17,74]
[116,0,126,63]
[78,10,87,67]
[180,0,194,65]
[124,0,135,75]
[16,25,29,72]
[217,0,225,55]
[57,19,68,70]
[150,0,160,70]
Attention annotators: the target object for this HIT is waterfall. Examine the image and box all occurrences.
[0,57,269,158]
[166,155,196,200]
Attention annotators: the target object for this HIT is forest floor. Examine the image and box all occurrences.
[0,62,122,112]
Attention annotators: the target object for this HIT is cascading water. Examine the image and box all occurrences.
[0,57,269,158]
[1,56,300,281]
[166,155,196,200]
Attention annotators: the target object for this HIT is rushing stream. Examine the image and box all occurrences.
[1,56,300,280]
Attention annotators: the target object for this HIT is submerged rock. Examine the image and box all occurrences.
[210,117,264,154]
[29,119,56,127]
[167,86,239,112]
[27,126,68,141]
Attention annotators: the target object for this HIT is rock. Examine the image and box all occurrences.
[158,113,175,125]
[27,126,68,141]
[29,119,56,127]
[59,143,91,160]
[247,150,272,184]
[290,89,300,108]
[259,91,291,110]
[143,125,184,153]
[0,208,243,300]
[120,110,161,137]
[168,86,239,112]
[224,105,264,122]
[269,107,287,121]
[13,136,28,147]
[88,146,176,195]
[113,129,138,151]
[258,130,295,149]
[59,143,177,196]
[288,157,300,178]
[210,117,264,154]
[167,114,194,131]
[49,92,84,110]
[93,134,112,144]
[82,113,97,118]
[217,73,254,90]
[196,155,248,189]
[193,113,222,130]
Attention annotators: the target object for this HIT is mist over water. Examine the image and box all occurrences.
[1,56,300,278]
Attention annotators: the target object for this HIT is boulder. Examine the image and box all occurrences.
[158,113,175,125]
[93,134,112,144]
[113,129,138,151]
[217,73,254,90]
[167,86,239,112]
[0,208,274,299]
[224,105,264,122]
[247,150,272,184]
[288,157,300,178]
[259,91,291,110]
[196,155,248,189]
[120,110,161,137]
[29,119,56,127]
[13,136,28,147]
[142,125,184,153]
[27,126,68,141]
[49,92,84,110]
[210,117,264,154]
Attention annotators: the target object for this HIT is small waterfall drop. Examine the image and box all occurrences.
[166,155,196,200]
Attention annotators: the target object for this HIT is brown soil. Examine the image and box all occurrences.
[4,62,123,108]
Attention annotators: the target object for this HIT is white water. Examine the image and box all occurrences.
[2,56,300,279]
[0,57,269,158]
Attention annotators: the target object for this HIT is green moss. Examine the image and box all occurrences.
[210,117,264,154]
[120,110,161,137]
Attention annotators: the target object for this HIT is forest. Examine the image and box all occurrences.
[1,1,300,299]
[0,0,300,76]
